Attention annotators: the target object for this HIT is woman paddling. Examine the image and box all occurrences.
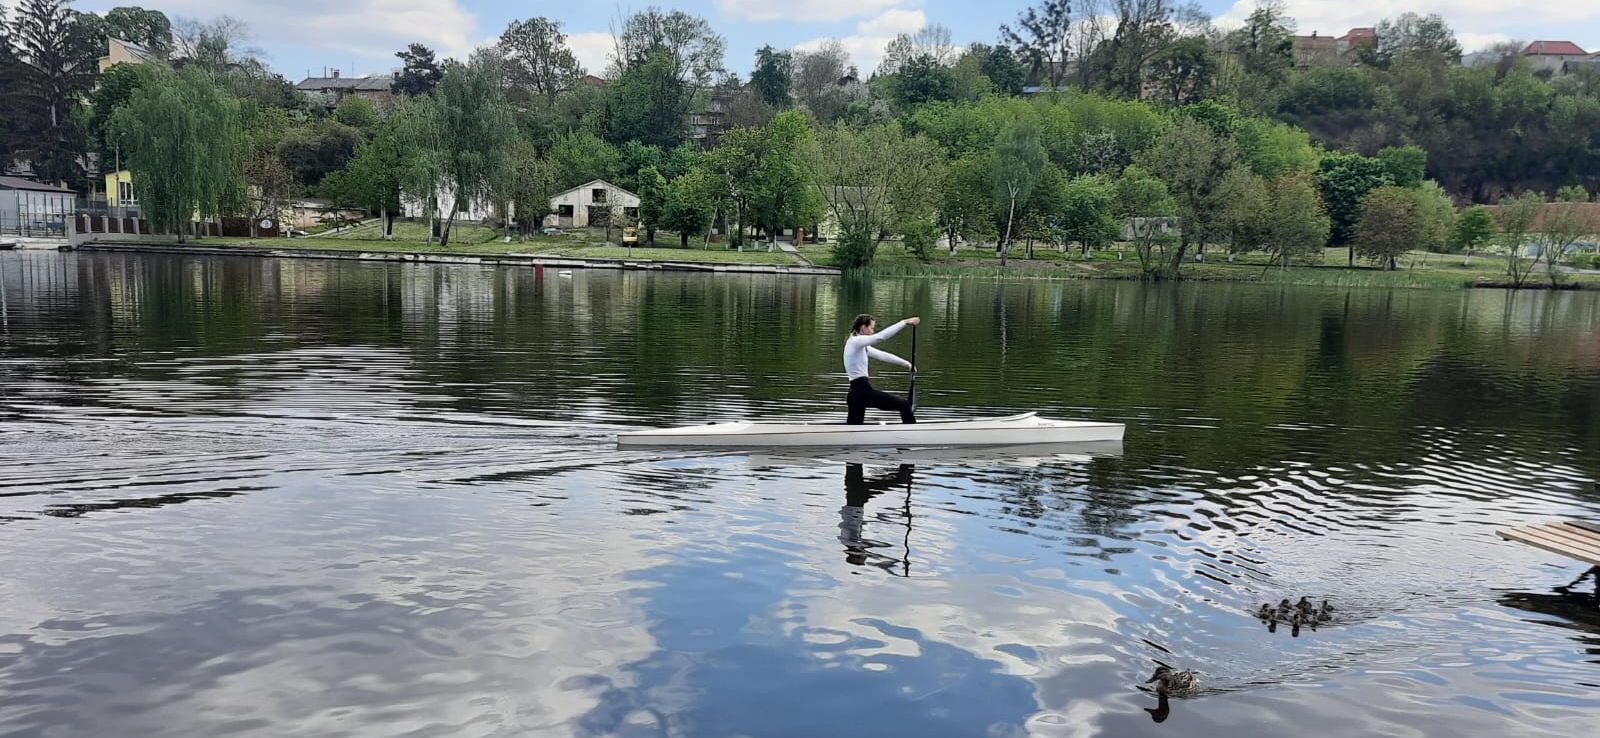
[843,314,920,424]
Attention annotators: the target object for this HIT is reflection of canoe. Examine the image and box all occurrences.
[742,440,1123,467]
[616,411,1125,448]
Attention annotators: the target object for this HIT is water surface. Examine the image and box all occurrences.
[1,251,1598,737]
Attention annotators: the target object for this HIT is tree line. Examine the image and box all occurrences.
[5,0,1599,281]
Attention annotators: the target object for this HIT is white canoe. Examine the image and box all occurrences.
[616,412,1125,448]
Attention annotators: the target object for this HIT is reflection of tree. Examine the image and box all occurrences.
[840,463,914,576]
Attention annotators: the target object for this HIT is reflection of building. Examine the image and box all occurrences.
[1,176,75,236]
[545,179,640,228]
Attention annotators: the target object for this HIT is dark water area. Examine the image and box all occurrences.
[1,250,1598,737]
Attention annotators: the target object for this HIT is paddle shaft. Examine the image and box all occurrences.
[909,325,917,410]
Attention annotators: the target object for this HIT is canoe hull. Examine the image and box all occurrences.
[616,412,1125,448]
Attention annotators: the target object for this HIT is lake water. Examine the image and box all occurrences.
[1,250,1598,738]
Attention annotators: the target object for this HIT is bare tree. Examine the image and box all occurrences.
[1001,0,1073,89]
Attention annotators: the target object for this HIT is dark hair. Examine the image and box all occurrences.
[850,314,875,335]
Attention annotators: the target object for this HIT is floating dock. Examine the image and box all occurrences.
[1499,520,1600,566]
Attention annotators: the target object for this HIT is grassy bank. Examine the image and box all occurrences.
[798,242,1600,289]
[175,223,803,265]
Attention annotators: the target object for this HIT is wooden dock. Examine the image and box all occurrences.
[1499,520,1600,566]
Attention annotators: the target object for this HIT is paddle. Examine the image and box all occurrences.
[908,324,917,410]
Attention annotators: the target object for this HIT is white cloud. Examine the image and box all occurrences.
[1214,1,1600,53]
[90,0,479,76]
[794,8,927,74]
[716,0,905,23]
[565,31,615,79]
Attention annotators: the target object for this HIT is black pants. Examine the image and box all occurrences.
[847,377,916,424]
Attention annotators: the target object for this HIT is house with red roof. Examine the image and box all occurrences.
[1522,41,1588,75]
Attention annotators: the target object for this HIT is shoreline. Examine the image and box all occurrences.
[63,240,1600,291]
[70,241,842,276]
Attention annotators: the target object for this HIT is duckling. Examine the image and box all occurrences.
[1255,603,1274,621]
[1317,600,1334,622]
[1296,596,1314,616]
[1274,598,1295,621]
[1146,666,1199,697]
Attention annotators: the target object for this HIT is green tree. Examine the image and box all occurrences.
[750,45,792,108]
[1056,173,1121,256]
[1261,171,1331,268]
[548,130,622,189]
[1315,151,1390,261]
[1138,118,1241,276]
[1113,164,1177,273]
[1218,165,1271,253]
[1536,188,1600,287]
[392,43,443,97]
[1147,36,1217,104]
[1352,186,1421,270]
[498,17,584,109]
[749,111,824,251]
[109,66,246,240]
[805,123,942,268]
[1377,145,1427,188]
[332,94,379,130]
[1001,0,1073,89]
[1233,117,1318,178]
[1409,181,1456,254]
[893,54,956,107]
[663,167,718,247]
[993,118,1047,265]
[940,152,1000,254]
[1358,12,1461,69]
[1450,205,1495,254]
[410,49,518,248]
[603,47,690,148]
[1495,191,1543,289]
[501,140,557,239]
[98,6,172,58]
[9,0,102,186]
[277,121,361,189]
[976,43,1027,95]
[636,165,668,245]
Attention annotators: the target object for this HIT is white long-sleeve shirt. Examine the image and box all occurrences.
[843,319,912,380]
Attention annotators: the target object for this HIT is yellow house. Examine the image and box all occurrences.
[105,170,138,214]
[98,38,158,74]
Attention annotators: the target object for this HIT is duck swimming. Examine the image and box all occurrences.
[1147,666,1199,697]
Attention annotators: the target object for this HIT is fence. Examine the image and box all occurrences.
[69,212,280,243]
[0,214,67,237]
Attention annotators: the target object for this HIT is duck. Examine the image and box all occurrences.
[1146,666,1199,697]
[1274,598,1295,621]
[1255,603,1275,621]
[1296,596,1314,616]
[1317,600,1335,622]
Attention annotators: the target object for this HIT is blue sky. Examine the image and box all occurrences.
[59,0,1600,82]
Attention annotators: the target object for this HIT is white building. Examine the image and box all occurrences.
[400,183,498,223]
[545,180,640,229]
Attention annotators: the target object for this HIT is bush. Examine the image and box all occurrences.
[899,220,941,261]
[831,230,878,268]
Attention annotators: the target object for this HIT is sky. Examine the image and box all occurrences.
[53,0,1600,82]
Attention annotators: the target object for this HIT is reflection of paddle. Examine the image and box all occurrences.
[909,324,917,410]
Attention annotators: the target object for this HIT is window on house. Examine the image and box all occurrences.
[558,204,574,217]
[591,188,607,204]
[118,180,137,205]
[623,207,638,219]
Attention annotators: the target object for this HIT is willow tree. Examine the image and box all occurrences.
[109,67,246,240]
[805,123,943,268]
[400,49,517,248]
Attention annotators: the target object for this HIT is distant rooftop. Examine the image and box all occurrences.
[1523,40,1587,56]
[295,75,394,92]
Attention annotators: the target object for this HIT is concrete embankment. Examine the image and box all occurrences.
[71,242,842,276]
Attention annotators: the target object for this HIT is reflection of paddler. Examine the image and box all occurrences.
[839,463,914,568]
